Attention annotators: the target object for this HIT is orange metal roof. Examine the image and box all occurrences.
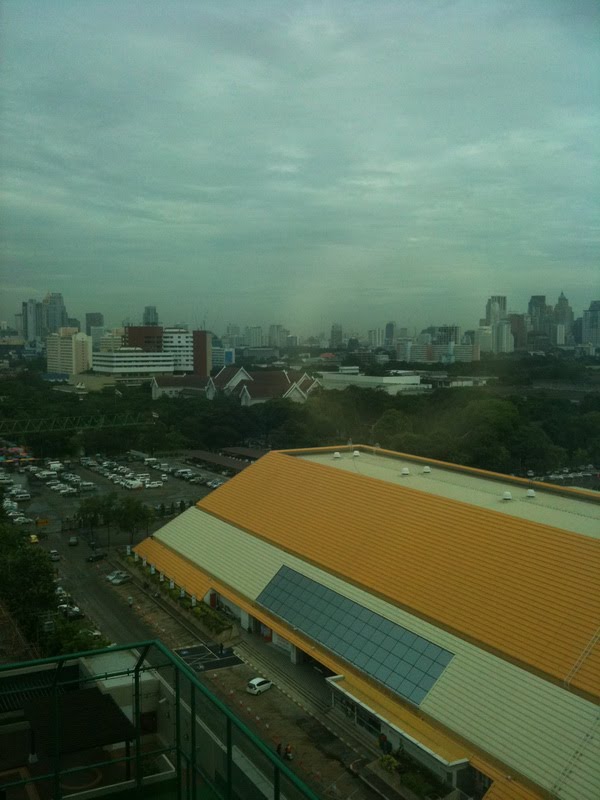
[135,536,546,800]
[198,450,600,699]
[135,539,213,600]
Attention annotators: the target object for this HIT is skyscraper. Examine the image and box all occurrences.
[553,292,574,336]
[21,299,44,342]
[143,305,159,326]
[85,312,104,336]
[43,292,68,334]
[582,301,600,347]
[384,321,396,347]
[485,296,507,325]
[330,323,343,348]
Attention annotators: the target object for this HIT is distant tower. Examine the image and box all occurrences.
[485,296,507,325]
[85,312,104,336]
[143,306,159,326]
[43,292,69,334]
[330,323,343,349]
[384,322,396,347]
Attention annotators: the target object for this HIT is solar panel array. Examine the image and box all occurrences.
[257,566,453,706]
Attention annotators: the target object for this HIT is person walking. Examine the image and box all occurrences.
[284,743,293,761]
[276,742,282,757]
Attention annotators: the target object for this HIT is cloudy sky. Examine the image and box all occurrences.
[1,1,598,335]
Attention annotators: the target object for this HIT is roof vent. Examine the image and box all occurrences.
[423,466,431,474]
[526,489,536,498]
[401,467,410,476]
[333,451,341,459]
[502,491,513,501]
[352,450,360,457]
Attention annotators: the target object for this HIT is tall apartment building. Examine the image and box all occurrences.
[85,312,104,336]
[162,328,194,372]
[46,329,92,374]
[268,325,289,349]
[245,326,263,347]
[368,329,384,347]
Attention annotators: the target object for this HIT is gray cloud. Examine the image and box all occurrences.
[1,0,598,334]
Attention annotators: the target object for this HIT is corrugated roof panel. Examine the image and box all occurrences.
[135,508,600,799]
[198,451,600,697]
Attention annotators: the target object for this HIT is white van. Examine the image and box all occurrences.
[144,457,158,466]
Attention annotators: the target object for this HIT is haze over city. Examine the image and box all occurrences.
[1,1,598,333]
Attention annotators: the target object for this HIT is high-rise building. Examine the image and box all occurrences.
[67,317,81,331]
[85,312,104,336]
[368,329,384,347]
[246,326,263,348]
[21,299,44,342]
[553,292,574,337]
[528,295,552,334]
[582,301,600,348]
[43,292,69,334]
[89,326,106,351]
[162,328,194,372]
[508,314,529,350]
[485,296,507,325]
[267,325,289,349]
[330,323,343,348]
[46,330,92,374]
[384,321,396,347]
[491,319,514,353]
[143,305,159,326]
[192,330,212,377]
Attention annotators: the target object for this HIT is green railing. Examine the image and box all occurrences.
[0,640,320,800]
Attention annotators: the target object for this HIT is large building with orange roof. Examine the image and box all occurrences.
[134,445,600,800]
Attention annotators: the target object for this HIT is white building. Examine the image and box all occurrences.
[491,319,514,353]
[162,328,193,371]
[318,371,426,394]
[46,330,92,374]
[92,348,174,375]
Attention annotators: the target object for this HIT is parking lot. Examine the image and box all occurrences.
[2,453,231,543]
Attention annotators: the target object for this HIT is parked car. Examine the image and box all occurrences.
[106,570,128,583]
[49,549,61,562]
[29,533,39,543]
[59,604,85,620]
[68,535,79,546]
[86,551,107,562]
[246,677,273,695]
[111,575,131,586]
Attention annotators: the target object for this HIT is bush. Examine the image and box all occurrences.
[379,755,398,774]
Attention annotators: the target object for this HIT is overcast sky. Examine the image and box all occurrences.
[1,1,598,335]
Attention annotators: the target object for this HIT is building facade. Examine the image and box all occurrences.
[92,348,174,375]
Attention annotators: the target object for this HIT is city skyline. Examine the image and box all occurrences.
[1,2,598,331]
[8,289,598,353]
